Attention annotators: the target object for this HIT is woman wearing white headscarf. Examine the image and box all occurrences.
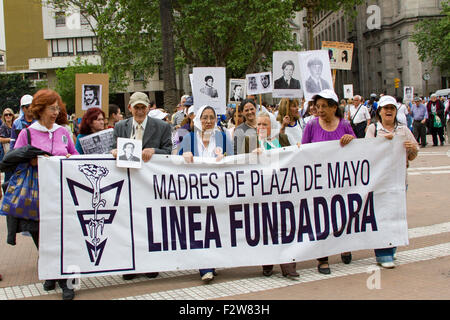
[250,111,299,279]
[178,105,233,160]
[178,105,234,283]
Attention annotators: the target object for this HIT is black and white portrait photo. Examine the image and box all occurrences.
[404,86,414,102]
[193,67,226,115]
[116,137,142,169]
[260,74,271,89]
[248,76,257,91]
[200,75,219,98]
[82,84,102,110]
[343,84,353,99]
[119,142,140,162]
[246,71,272,96]
[299,50,333,101]
[273,51,303,98]
[229,79,246,102]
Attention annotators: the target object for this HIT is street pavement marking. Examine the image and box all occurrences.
[0,222,449,300]
[116,242,450,300]
[408,170,450,175]
[408,166,450,171]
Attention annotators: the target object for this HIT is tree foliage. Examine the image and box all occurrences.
[410,1,450,74]
[173,0,300,77]
[0,74,33,114]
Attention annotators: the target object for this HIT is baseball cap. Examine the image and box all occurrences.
[370,93,377,98]
[378,95,398,108]
[20,94,33,107]
[312,89,339,104]
[414,96,421,102]
[148,109,168,120]
[129,92,150,108]
[187,106,195,115]
[183,96,193,106]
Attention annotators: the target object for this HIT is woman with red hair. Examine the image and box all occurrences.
[75,108,106,154]
[10,89,78,300]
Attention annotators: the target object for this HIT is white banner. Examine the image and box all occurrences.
[38,137,408,280]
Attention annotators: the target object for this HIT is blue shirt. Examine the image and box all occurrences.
[10,116,37,149]
[410,104,428,121]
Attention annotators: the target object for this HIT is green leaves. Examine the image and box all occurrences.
[0,74,33,114]
[410,1,450,74]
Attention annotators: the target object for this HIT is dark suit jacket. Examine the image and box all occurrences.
[305,76,330,94]
[113,117,172,154]
[274,77,301,90]
[119,154,140,162]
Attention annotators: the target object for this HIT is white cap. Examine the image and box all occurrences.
[378,95,398,108]
[187,106,195,115]
[312,89,339,104]
[20,94,33,107]
[148,109,168,120]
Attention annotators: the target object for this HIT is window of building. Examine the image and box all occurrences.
[75,37,97,55]
[134,71,145,82]
[51,39,74,56]
[55,12,66,27]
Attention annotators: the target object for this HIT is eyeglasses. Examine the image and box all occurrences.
[22,104,31,109]
[47,106,61,112]
[4,114,13,117]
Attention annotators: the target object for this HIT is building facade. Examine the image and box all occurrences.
[311,0,448,100]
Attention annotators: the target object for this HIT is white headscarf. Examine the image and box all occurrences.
[193,105,218,132]
[256,110,280,140]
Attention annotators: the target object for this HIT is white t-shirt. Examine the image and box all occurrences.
[396,103,409,125]
[284,120,304,145]
[349,104,371,124]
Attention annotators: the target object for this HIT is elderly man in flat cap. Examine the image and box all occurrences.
[111,91,172,280]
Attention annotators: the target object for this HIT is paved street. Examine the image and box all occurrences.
[0,137,449,303]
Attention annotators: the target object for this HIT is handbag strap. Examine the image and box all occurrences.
[351,105,362,122]
[26,128,31,145]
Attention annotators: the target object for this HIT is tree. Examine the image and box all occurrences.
[410,1,450,75]
[173,0,300,77]
[159,0,179,113]
[0,74,33,113]
[55,57,101,114]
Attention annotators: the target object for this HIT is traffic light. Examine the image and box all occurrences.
[394,78,400,88]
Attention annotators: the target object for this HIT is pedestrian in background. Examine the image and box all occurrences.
[410,97,428,147]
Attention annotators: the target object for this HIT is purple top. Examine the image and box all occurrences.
[301,118,355,144]
[15,126,78,156]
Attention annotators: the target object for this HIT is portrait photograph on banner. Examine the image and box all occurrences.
[116,137,142,168]
[404,86,414,102]
[321,41,354,71]
[298,50,333,102]
[344,84,354,99]
[272,51,303,98]
[246,71,272,96]
[228,79,246,103]
[192,67,226,115]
